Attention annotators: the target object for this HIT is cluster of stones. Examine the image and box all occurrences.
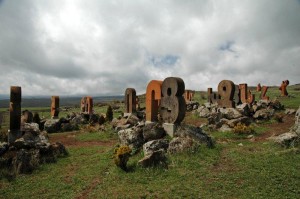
[1,87,68,179]
[198,80,286,132]
[115,77,213,168]
[269,106,300,147]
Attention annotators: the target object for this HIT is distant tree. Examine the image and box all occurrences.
[106,105,113,122]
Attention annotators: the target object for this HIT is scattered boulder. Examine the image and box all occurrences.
[174,125,214,148]
[168,137,195,154]
[219,124,232,132]
[44,119,61,133]
[138,149,167,168]
[285,109,296,115]
[218,108,242,119]
[143,139,169,156]
[270,132,299,147]
[118,127,144,150]
[253,109,275,119]
[0,142,8,156]
[142,123,166,142]
[197,106,211,118]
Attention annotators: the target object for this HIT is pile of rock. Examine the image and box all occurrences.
[196,99,285,132]
[0,123,68,179]
[186,101,199,112]
[43,112,107,133]
[269,106,300,147]
[115,114,214,168]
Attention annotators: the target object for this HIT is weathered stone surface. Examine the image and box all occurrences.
[118,127,144,150]
[186,101,199,111]
[124,88,136,113]
[218,108,243,119]
[236,103,251,116]
[143,139,169,156]
[61,123,78,132]
[146,80,163,122]
[261,86,270,100]
[138,149,167,168]
[39,142,69,163]
[71,114,87,125]
[270,132,299,147]
[21,110,33,124]
[198,106,211,118]
[9,86,22,143]
[21,123,40,134]
[285,109,296,115]
[125,114,140,126]
[143,123,166,142]
[0,142,8,156]
[160,77,186,124]
[12,149,40,174]
[44,119,61,133]
[168,137,195,154]
[174,125,214,148]
[253,109,275,119]
[219,124,232,132]
[226,117,251,128]
[217,80,235,108]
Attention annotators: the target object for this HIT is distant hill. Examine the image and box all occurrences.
[0,96,124,108]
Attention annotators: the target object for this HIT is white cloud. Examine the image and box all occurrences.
[0,0,299,96]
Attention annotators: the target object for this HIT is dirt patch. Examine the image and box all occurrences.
[75,177,101,199]
[49,132,117,147]
[255,114,295,141]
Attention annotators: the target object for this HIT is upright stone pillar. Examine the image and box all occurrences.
[51,96,59,118]
[8,86,22,143]
[124,88,136,114]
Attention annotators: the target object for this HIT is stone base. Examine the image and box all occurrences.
[8,129,22,144]
[163,123,177,137]
[123,112,137,118]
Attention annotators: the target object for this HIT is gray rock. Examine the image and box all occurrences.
[226,117,251,128]
[218,108,242,119]
[125,114,140,126]
[168,137,195,154]
[219,124,232,132]
[0,142,8,156]
[115,124,131,131]
[12,149,40,174]
[174,125,214,148]
[285,109,296,115]
[236,103,251,116]
[143,123,166,142]
[270,132,299,147]
[21,123,40,134]
[143,139,169,156]
[44,119,61,133]
[118,127,144,150]
[138,149,167,168]
[198,106,211,118]
[253,108,275,119]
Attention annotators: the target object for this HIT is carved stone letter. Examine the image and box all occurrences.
[160,77,186,124]
[8,86,22,143]
[239,84,255,104]
[217,80,235,108]
[146,80,162,122]
[124,88,136,113]
[51,96,59,118]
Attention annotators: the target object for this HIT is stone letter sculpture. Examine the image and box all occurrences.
[239,84,255,104]
[207,88,219,103]
[160,77,186,124]
[257,83,261,92]
[51,96,59,118]
[261,86,269,100]
[124,88,136,113]
[217,80,235,108]
[279,80,289,96]
[8,86,22,143]
[146,80,163,122]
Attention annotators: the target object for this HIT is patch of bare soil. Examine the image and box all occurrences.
[255,114,295,141]
[75,177,101,199]
[49,132,117,147]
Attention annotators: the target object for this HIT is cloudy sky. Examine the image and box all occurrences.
[0,0,299,96]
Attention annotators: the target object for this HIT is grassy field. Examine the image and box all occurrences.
[0,85,300,198]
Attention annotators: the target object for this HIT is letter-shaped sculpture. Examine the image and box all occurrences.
[124,88,136,113]
[239,84,255,104]
[81,96,93,114]
[279,80,289,96]
[233,85,240,105]
[261,86,269,100]
[51,96,59,118]
[207,88,219,103]
[9,86,22,143]
[257,83,262,92]
[160,77,186,124]
[146,80,162,122]
[217,80,235,108]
